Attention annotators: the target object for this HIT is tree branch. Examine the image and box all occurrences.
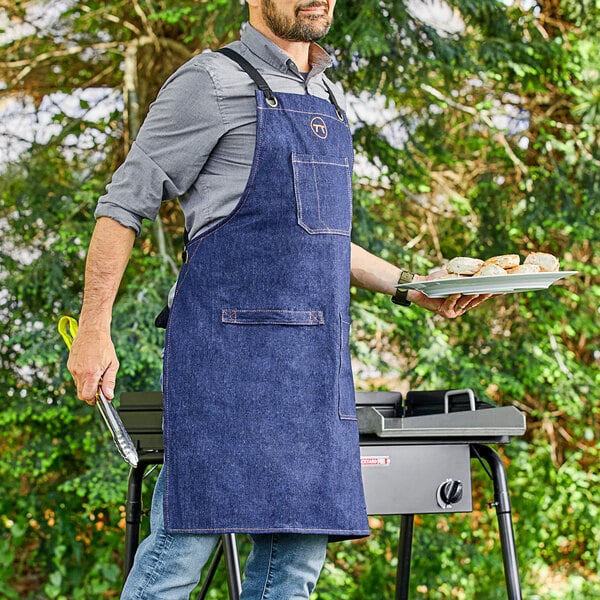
[421,83,528,176]
[131,0,161,53]
[1,42,123,84]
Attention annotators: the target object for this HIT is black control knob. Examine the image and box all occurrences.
[436,479,464,509]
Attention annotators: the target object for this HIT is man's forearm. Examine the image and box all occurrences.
[350,243,402,296]
[79,217,136,331]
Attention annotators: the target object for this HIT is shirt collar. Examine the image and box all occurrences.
[240,23,333,78]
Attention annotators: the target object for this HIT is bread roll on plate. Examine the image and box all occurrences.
[447,257,484,275]
[484,254,520,269]
[524,252,560,272]
[474,263,507,277]
[506,264,541,274]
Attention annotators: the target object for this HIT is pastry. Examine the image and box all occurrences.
[484,254,520,269]
[506,264,541,274]
[447,257,484,275]
[473,263,507,277]
[524,252,560,272]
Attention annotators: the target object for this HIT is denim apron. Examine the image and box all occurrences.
[162,49,370,540]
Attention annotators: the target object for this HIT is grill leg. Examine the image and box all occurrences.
[124,464,147,579]
[223,533,243,600]
[197,534,242,600]
[472,444,522,600]
[396,514,414,600]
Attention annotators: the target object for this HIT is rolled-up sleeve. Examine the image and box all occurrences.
[95,58,226,234]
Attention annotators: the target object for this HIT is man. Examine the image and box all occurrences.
[68,1,486,598]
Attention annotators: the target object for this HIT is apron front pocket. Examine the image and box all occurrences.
[338,315,357,420]
[291,152,352,236]
[222,309,325,326]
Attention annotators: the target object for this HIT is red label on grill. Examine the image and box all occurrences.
[361,456,391,467]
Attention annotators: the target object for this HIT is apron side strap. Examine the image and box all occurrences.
[216,47,277,105]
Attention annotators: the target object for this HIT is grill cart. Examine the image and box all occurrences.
[118,388,525,599]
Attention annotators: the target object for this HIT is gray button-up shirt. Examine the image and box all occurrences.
[95,24,345,239]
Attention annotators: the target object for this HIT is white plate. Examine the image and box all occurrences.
[395,271,578,298]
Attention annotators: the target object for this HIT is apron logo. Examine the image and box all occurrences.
[310,116,328,139]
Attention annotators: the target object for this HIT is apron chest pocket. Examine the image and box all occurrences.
[291,152,352,236]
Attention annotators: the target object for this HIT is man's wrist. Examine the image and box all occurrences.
[391,270,415,306]
[76,310,114,338]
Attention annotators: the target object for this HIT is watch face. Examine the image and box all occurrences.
[399,270,414,283]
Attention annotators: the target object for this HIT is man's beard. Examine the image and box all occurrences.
[262,0,332,42]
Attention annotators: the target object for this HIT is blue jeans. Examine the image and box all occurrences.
[121,469,328,599]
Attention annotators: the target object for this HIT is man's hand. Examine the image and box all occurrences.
[411,290,491,318]
[67,329,119,405]
[408,270,491,318]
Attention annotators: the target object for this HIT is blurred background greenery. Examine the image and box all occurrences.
[1,0,598,598]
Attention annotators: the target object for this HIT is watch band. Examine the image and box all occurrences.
[392,270,415,306]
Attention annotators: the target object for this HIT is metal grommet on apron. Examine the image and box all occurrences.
[162,48,370,541]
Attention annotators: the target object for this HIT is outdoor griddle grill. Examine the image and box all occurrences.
[118,389,526,599]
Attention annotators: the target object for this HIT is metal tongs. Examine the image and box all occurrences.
[58,316,139,467]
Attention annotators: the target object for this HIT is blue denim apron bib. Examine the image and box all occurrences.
[162,50,369,540]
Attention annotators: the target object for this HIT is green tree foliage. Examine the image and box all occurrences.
[1,0,598,597]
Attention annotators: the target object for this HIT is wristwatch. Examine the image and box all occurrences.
[391,270,415,306]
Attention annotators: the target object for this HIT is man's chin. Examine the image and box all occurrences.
[296,18,331,39]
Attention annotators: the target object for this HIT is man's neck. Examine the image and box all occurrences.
[250,21,311,72]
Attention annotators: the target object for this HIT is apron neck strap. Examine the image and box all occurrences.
[322,80,344,120]
[216,47,343,117]
[217,47,277,105]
